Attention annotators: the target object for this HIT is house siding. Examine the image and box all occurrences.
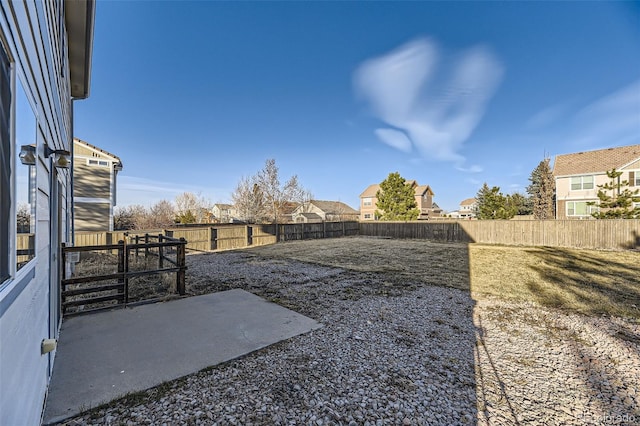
[73,162,111,199]
[74,202,111,231]
[623,159,640,170]
[73,139,121,232]
[0,1,91,424]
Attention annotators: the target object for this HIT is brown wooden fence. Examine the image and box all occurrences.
[359,220,640,250]
[61,234,187,316]
[74,221,360,251]
[72,220,640,252]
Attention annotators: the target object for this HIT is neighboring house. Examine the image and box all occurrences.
[292,200,359,223]
[553,144,640,219]
[211,203,237,223]
[73,138,122,231]
[359,180,441,220]
[0,1,95,424]
[276,201,299,223]
[459,198,477,218]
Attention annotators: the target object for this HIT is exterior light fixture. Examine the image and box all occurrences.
[19,144,36,166]
[44,144,71,169]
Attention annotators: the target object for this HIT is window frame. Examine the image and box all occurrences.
[566,201,598,217]
[15,76,38,272]
[363,197,372,207]
[570,175,595,191]
[0,39,11,285]
[87,158,108,167]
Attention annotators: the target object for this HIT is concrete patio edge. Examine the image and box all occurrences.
[43,289,322,424]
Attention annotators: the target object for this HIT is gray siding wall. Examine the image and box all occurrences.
[0,1,74,424]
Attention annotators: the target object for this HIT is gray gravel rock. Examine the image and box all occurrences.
[62,250,639,425]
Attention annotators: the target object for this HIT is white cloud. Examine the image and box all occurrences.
[525,103,569,130]
[570,79,640,149]
[455,164,483,173]
[354,37,503,170]
[374,128,412,152]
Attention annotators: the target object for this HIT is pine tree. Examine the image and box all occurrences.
[475,183,517,219]
[588,169,640,219]
[526,158,555,219]
[375,172,420,221]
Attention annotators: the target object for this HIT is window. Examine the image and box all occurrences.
[88,159,108,166]
[15,78,37,271]
[570,175,594,190]
[1,40,37,285]
[0,42,10,283]
[567,201,598,217]
[630,171,639,187]
[363,197,372,207]
[364,213,371,219]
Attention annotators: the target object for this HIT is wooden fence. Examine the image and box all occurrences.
[74,221,360,251]
[61,234,187,316]
[359,220,640,250]
[72,220,640,252]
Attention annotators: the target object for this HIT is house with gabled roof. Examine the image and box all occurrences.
[359,180,441,220]
[553,144,640,219]
[292,200,359,223]
[211,203,237,223]
[459,198,477,218]
[73,138,123,231]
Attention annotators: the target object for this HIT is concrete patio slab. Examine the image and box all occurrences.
[43,289,322,424]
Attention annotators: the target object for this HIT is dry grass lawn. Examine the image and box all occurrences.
[245,236,640,320]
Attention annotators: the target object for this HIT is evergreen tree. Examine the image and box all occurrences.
[510,192,532,216]
[475,183,517,219]
[375,172,420,221]
[588,169,640,219]
[526,158,555,219]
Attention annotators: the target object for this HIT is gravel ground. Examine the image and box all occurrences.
[62,246,640,425]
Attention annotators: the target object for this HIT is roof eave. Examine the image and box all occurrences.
[65,0,96,99]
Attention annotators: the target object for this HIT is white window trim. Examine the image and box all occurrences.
[566,200,598,217]
[86,158,109,167]
[570,175,595,191]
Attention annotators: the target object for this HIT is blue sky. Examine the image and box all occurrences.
[74,1,640,212]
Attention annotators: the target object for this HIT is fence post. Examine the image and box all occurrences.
[247,226,253,246]
[158,233,164,268]
[342,221,345,237]
[144,233,149,258]
[117,240,125,304]
[210,227,218,250]
[176,238,186,295]
[135,235,139,258]
[323,221,326,239]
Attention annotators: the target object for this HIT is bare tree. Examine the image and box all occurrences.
[232,175,265,223]
[256,159,308,223]
[148,200,176,228]
[16,203,31,233]
[113,205,138,230]
[175,192,210,224]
